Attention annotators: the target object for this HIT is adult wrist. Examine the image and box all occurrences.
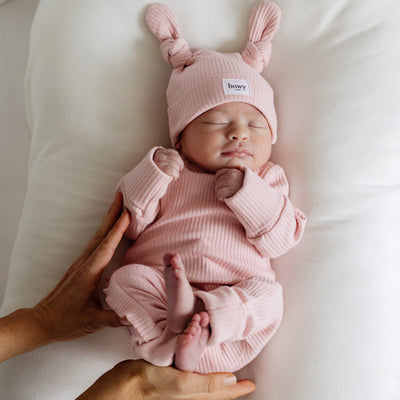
[0,307,52,362]
[28,304,58,345]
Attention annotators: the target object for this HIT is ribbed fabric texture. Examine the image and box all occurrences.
[105,147,307,373]
[166,51,277,146]
[145,1,281,146]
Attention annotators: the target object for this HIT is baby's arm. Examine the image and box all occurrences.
[223,164,307,258]
[117,147,180,240]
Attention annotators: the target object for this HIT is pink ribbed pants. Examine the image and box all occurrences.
[105,263,283,373]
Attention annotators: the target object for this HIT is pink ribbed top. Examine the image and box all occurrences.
[119,147,305,280]
[107,146,306,372]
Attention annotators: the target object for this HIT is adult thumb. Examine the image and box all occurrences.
[95,309,126,329]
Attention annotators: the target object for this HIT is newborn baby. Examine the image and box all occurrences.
[105,1,306,373]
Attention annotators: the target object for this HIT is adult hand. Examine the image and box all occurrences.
[31,192,131,342]
[77,359,256,400]
[0,193,130,362]
[215,168,244,201]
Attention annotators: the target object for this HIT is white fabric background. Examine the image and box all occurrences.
[0,0,38,304]
[1,0,400,399]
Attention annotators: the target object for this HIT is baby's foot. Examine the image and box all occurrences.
[174,312,210,371]
[164,253,195,333]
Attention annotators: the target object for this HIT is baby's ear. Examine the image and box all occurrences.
[241,1,281,72]
[145,3,193,68]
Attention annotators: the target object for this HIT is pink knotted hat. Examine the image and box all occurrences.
[145,1,281,147]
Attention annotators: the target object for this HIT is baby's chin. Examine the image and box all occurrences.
[191,158,260,173]
[220,158,255,171]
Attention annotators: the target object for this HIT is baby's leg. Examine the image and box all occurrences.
[105,264,179,366]
[163,253,196,333]
[174,312,210,371]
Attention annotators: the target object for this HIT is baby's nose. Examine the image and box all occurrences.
[227,126,249,141]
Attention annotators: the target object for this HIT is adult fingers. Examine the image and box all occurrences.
[78,193,124,263]
[116,361,257,400]
[84,210,130,280]
[87,309,125,330]
[182,372,256,399]
[204,375,256,399]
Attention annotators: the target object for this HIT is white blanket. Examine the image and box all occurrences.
[1,0,400,398]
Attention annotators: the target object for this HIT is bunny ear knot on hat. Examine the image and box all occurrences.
[145,1,281,147]
[242,1,281,72]
[145,3,193,68]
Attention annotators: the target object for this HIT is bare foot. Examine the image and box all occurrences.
[164,253,195,333]
[174,312,210,371]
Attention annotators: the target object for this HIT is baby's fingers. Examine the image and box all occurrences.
[165,150,184,170]
[215,169,244,200]
[163,164,180,179]
[215,186,232,201]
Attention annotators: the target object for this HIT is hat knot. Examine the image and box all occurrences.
[241,1,281,73]
[242,41,272,73]
[146,3,193,69]
[161,38,193,68]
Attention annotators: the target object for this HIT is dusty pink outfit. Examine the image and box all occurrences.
[105,147,306,373]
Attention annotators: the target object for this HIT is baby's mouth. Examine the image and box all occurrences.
[221,148,251,158]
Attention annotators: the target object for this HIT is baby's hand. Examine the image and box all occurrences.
[215,168,244,200]
[153,148,184,179]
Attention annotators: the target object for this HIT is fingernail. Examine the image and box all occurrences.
[224,375,237,386]
[120,317,131,326]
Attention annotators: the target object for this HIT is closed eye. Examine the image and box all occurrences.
[201,121,228,126]
[248,118,268,128]
[249,124,268,130]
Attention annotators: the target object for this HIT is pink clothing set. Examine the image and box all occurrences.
[105,147,306,373]
[105,1,305,373]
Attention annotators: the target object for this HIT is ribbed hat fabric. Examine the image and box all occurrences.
[145,1,281,147]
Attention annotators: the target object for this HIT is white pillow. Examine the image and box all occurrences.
[1,0,400,399]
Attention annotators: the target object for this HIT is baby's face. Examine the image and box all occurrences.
[177,102,272,172]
